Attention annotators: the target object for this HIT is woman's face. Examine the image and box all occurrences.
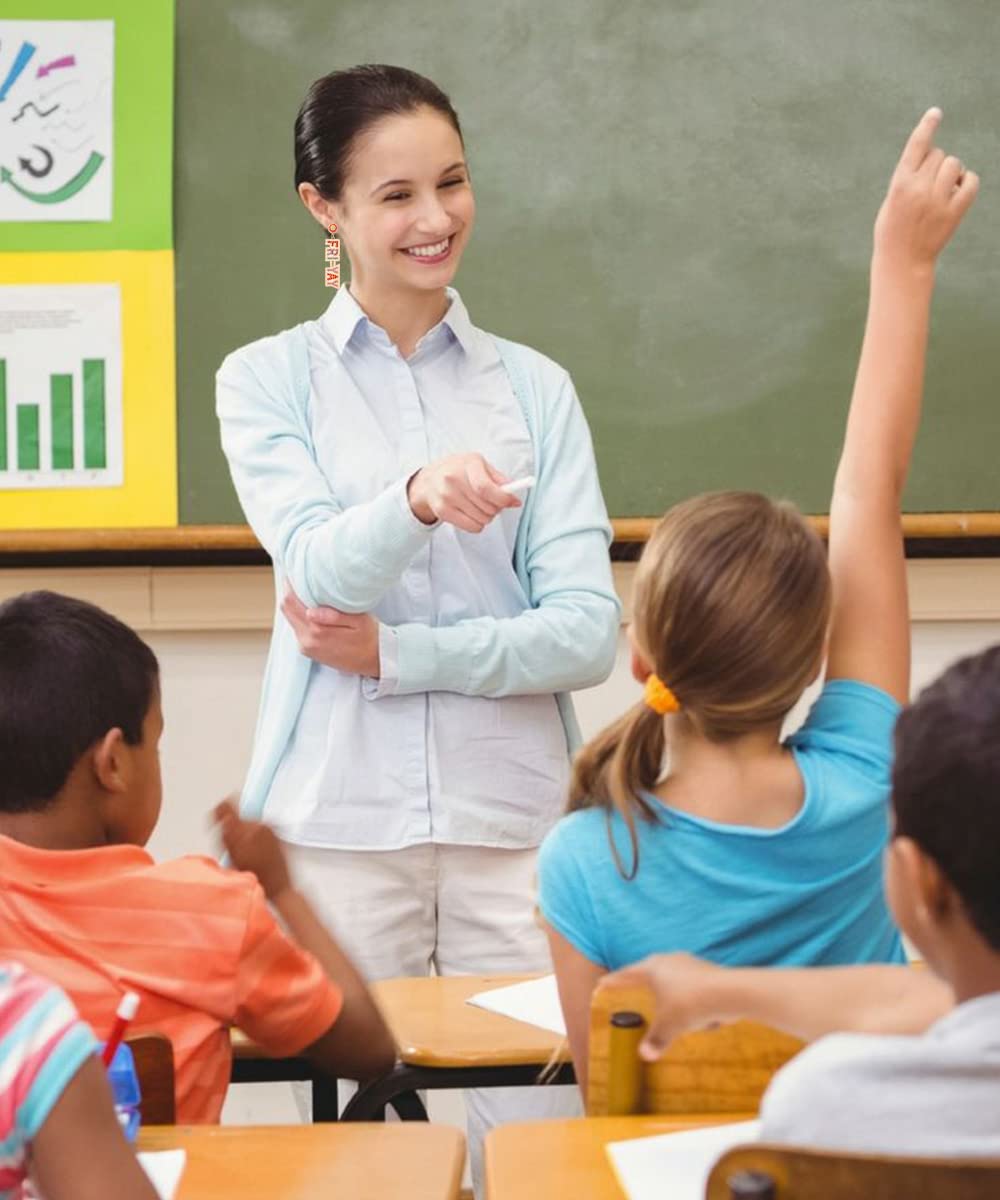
[330,107,474,296]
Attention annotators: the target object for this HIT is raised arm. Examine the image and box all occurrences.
[215,802,396,1081]
[826,109,978,701]
[599,954,954,1059]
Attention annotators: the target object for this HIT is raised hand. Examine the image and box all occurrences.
[407,452,521,532]
[874,107,979,271]
[826,108,980,703]
[213,798,292,901]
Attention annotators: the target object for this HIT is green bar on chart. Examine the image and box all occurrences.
[17,405,39,471]
[83,358,106,470]
[0,360,6,472]
[51,375,74,470]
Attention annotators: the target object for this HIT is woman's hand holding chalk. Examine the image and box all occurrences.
[500,475,536,495]
[409,454,523,533]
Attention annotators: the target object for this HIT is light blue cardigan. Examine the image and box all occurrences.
[217,322,621,821]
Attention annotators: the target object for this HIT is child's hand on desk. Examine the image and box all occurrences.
[214,799,292,901]
[874,107,979,272]
[281,588,380,678]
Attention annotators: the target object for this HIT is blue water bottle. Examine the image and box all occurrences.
[105,1042,143,1141]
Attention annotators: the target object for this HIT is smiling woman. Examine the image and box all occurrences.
[294,67,476,344]
[215,64,620,1195]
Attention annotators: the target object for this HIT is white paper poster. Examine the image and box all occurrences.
[0,284,123,489]
[0,20,114,222]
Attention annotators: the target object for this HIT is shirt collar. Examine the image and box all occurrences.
[321,286,477,358]
[322,285,370,355]
[0,832,152,883]
[927,989,1000,1045]
[438,288,476,356]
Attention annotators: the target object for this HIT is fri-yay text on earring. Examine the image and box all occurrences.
[325,223,341,288]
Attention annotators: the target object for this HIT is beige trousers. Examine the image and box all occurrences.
[283,841,581,1196]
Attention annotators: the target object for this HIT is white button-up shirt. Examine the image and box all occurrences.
[267,287,570,850]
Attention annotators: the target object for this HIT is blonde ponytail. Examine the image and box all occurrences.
[569,701,666,879]
[566,490,831,881]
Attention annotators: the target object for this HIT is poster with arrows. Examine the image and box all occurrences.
[0,20,114,222]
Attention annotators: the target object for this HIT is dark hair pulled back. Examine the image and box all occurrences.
[892,644,1000,953]
[294,64,463,201]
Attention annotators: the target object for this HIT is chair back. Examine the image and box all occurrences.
[126,1032,176,1125]
[706,1142,1000,1199]
[587,984,803,1116]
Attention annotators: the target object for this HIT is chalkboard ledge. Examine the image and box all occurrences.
[2,516,1000,566]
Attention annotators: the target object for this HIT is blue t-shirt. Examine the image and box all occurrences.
[537,679,906,971]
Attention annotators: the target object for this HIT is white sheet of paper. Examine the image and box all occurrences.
[466,974,566,1036]
[137,1149,186,1200]
[607,1120,761,1200]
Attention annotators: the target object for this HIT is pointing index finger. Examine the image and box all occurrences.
[467,457,518,508]
[899,106,942,171]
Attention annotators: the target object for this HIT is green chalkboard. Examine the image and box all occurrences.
[175,0,1000,523]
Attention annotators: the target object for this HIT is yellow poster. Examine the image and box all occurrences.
[0,250,176,529]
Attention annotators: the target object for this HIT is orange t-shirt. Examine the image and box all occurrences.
[0,835,342,1122]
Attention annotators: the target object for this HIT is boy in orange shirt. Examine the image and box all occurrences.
[0,590,395,1123]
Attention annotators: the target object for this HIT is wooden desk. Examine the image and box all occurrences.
[375,975,570,1068]
[340,975,575,1121]
[138,1123,465,1200]
[485,1115,752,1200]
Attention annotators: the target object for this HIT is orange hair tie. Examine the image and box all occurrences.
[645,674,680,715]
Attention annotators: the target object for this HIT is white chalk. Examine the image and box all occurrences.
[500,475,537,495]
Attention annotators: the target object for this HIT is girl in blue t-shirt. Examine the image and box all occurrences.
[537,108,979,1089]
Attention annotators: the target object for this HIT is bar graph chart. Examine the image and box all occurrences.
[0,284,122,490]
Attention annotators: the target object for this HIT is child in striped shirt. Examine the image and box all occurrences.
[0,961,156,1200]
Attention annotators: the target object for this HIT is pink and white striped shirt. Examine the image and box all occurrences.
[0,961,97,1200]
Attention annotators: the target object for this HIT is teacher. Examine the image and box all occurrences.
[216,63,619,1179]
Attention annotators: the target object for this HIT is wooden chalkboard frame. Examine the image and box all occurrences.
[2,513,1000,555]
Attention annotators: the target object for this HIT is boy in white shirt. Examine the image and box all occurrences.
[758,643,1000,1155]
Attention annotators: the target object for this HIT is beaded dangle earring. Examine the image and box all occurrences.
[324,223,341,288]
